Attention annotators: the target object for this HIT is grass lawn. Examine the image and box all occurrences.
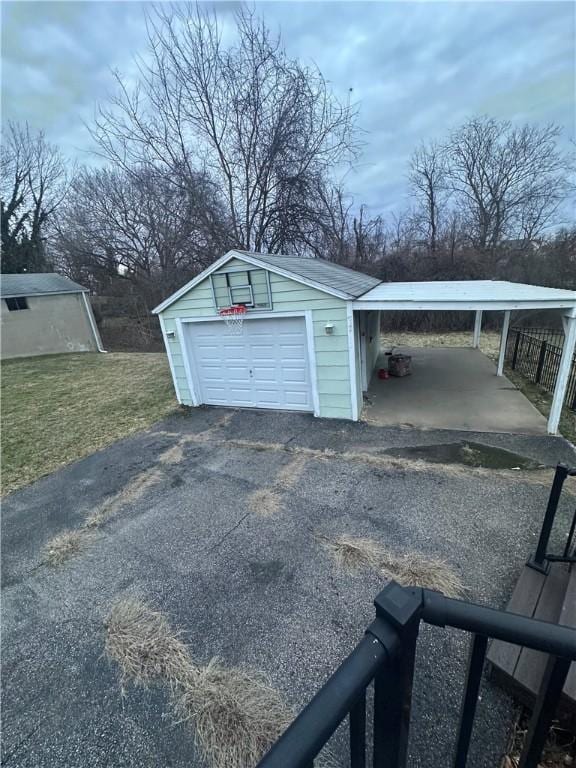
[382,331,576,443]
[1,352,178,496]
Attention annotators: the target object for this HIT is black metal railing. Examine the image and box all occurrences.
[506,327,576,411]
[530,463,576,570]
[257,582,576,768]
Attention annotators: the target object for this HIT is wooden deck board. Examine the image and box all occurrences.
[514,563,569,697]
[487,562,575,711]
[487,564,547,676]
[559,566,576,703]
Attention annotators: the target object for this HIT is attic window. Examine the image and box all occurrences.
[5,297,28,311]
[210,268,272,311]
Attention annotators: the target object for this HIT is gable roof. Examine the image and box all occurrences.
[153,249,382,314]
[234,251,381,299]
[1,273,88,299]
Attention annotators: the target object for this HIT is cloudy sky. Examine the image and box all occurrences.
[2,1,574,217]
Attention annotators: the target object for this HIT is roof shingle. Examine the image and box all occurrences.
[235,251,381,299]
[0,273,88,299]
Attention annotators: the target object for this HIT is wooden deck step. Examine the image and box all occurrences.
[487,561,574,711]
[559,565,576,706]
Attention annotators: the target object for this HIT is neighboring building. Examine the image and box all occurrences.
[154,250,576,433]
[0,273,104,359]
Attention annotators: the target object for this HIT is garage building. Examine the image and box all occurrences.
[1,273,104,359]
[153,250,576,433]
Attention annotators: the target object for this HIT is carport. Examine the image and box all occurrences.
[353,280,576,435]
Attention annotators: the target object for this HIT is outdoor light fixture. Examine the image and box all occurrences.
[166,330,176,339]
[324,323,334,335]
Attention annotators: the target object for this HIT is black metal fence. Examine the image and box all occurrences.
[257,583,576,768]
[530,462,576,569]
[257,465,576,768]
[506,327,576,411]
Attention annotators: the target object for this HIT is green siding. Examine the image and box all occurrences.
[159,258,355,419]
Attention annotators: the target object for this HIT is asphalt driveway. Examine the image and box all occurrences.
[2,407,575,768]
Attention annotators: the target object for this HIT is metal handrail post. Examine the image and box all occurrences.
[528,463,570,572]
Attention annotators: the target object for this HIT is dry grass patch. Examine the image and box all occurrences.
[380,550,464,597]
[44,529,94,566]
[248,488,281,517]
[322,535,383,571]
[45,466,166,565]
[275,454,308,490]
[159,443,185,465]
[246,454,309,518]
[323,535,465,597]
[105,598,293,768]
[175,659,293,768]
[105,598,192,688]
[380,331,501,361]
[85,468,164,529]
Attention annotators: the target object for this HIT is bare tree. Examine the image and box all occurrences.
[54,164,229,305]
[408,141,446,254]
[90,3,357,254]
[444,117,570,251]
[1,122,68,272]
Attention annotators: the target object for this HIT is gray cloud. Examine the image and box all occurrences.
[2,0,573,216]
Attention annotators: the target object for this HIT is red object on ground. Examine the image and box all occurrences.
[378,369,389,380]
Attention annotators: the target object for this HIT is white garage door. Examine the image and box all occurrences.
[185,317,314,411]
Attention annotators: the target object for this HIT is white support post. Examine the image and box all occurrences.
[497,311,511,376]
[548,315,576,434]
[473,310,483,348]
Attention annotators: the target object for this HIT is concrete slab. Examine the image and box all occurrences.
[365,346,548,435]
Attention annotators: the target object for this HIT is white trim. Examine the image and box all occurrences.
[179,310,310,323]
[175,318,200,406]
[304,310,321,417]
[152,250,353,314]
[159,316,182,403]
[81,292,106,352]
[359,312,368,391]
[153,252,236,313]
[352,300,576,311]
[497,311,511,377]
[176,311,320,415]
[548,315,576,434]
[473,310,482,348]
[347,303,360,421]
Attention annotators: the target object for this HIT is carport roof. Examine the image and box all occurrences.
[353,280,576,313]
[0,273,88,299]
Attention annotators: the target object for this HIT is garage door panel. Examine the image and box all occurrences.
[284,390,310,406]
[186,317,313,412]
[252,367,278,383]
[282,368,307,383]
[278,346,307,359]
